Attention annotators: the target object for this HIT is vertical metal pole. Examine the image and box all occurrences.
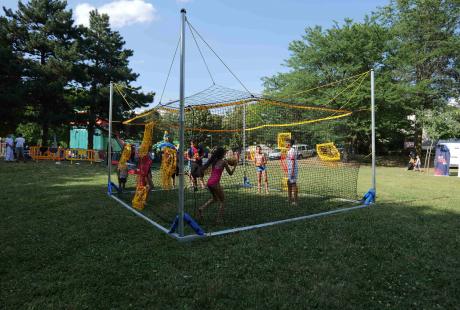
[178,9,186,237]
[242,102,247,184]
[108,81,113,193]
[371,69,376,191]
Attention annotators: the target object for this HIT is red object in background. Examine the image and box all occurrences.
[280,153,288,175]
[137,156,152,186]
[128,169,138,175]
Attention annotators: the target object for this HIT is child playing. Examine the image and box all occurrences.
[254,145,269,194]
[117,163,128,192]
[414,155,421,171]
[285,139,298,206]
[197,147,237,223]
[188,141,206,191]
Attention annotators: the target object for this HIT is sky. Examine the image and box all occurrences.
[2,0,389,107]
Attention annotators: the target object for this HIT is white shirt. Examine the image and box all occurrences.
[15,137,25,148]
[287,148,297,160]
[286,147,298,170]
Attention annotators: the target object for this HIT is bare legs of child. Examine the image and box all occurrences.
[257,171,269,194]
[198,185,225,223]
[287,181,298,206]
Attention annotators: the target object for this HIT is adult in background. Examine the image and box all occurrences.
[15,133,26,163]
[4,134,15,162]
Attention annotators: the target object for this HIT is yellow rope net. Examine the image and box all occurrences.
[120,71,369,132]
[160,147,177,190]
[316,142,341,161]
[132,122,155,211]
[117,143,131,170]
[138,122,155,157]
[132,185,149,211]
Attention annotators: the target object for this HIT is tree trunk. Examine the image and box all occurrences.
[41,121,49,147]
[87,117,95,150]
[414,124,423,156]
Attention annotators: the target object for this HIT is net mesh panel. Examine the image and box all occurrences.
[114,75,366,235]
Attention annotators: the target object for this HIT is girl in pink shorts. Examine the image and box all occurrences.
[198,147,237,223]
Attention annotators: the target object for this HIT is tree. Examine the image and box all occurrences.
[418,107,460,169]
[0,16,24,136]
[77,10,153,149]
[3,0,78,146]
[378,0,460,153]
[263,18,390,154]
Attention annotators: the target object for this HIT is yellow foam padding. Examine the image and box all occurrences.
[132,184,148,210]
[138,122,155,158]
[281,177,288,191]
[316,142,341,161]
[160,147,177,190]
[118,144,131,170]
[277,132,291,149]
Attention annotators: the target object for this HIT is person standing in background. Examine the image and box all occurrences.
[4,135,15,162]
[15,133,26,163]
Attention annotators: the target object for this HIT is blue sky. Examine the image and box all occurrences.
[2,0,389,106]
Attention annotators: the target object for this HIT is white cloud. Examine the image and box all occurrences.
[75,3,95,26]
[75,0,157,28]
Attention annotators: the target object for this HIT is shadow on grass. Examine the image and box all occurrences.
[0,161,459,309]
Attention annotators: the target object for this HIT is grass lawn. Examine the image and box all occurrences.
[0,160,459,309]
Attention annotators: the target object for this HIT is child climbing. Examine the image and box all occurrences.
[254,145,269,194]
[197,147,237,223]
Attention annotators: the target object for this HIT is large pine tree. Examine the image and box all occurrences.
[77,10,153,149]
[3,0,78,146]
[0,16,24,136]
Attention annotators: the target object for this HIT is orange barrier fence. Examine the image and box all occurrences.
[65,148,102,164]
[29,146,105,163]
[29,146,66,161]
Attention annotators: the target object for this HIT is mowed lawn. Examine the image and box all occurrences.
[0,160,459,309]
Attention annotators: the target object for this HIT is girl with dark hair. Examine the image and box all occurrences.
[197,146,237,223]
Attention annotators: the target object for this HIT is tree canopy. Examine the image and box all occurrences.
[1,0,152,146]
[263,0,460,154]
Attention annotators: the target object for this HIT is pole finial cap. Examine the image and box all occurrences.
[181,8,186,13]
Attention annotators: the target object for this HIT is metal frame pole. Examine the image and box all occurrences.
[178,8,186,236]
[371,69,376,191]
[108,81,113,192]
[242,102,246,180]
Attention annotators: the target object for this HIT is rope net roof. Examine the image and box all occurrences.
[161,84,254,108]
[121,83,357,130]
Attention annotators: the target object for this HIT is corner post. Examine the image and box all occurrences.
[242,101,247,183]
[108,81,113,194]
[371,69,376,192]
[178,8,186,236]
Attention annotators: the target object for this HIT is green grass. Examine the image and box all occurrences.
[0,160,459,309]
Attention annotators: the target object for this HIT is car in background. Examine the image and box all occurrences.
[268,148,282,160]
[293,144,315,159]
